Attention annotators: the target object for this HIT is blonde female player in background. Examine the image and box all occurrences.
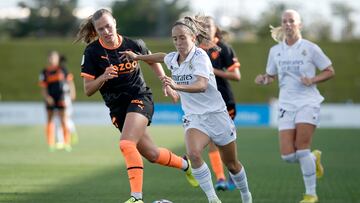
[120,15,252,203]
[76,9,198,203]
[255,9,334,203]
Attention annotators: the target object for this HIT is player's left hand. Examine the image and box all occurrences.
[301,76,314,86]
[161,75,178,90]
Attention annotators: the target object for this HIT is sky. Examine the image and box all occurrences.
[1,0,360,38]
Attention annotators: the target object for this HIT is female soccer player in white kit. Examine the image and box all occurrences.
[255,9,335,203]
[121,15,252,203]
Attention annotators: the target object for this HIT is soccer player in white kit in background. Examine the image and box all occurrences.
[255,9,335,203]
[120,15,252,203]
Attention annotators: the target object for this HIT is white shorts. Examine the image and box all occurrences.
[182,111,237,146]
[278,105,320,131]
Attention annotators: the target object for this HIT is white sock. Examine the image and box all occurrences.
[192,162,218,201]
[230,167,251,201]
[67,118,76,134]
[296,149,316,196]
[130,192,142,200]
[182,158,189,171]
[281,153,298,163]
[311,152,316,162]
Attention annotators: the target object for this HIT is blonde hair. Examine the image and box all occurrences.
[270,9,302,42]
[75,9,113,44]
[269,25,285,42]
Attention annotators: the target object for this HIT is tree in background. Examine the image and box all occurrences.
[255,2,286,40]
[111,0,189,37]
[331,2,356,41]
[10,0,78,37]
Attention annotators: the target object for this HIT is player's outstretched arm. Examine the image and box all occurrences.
[119,51,166,64]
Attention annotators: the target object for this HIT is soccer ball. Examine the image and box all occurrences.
[152,199,173,203]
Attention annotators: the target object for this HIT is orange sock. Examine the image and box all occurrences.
[209,150,225,180]
[119,140,143,194]
[46,122,55,146]
[155,148,184,169]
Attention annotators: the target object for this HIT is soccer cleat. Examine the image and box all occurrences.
[48,145,56,152]
[64,144,72,152]
[55,143,65,150]
[299,194,318,203]
[241,192,253,203]
[215,179,227,191]
[71,133,79,145]
[124,196,144,203]
[312,150,324,179]
[226,176,236,191]
[209,198,222,203]
[183,156,199,187]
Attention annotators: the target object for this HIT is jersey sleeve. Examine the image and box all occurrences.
[221,44,240,71]
[310,44,332,71]
[192,52,211,79]
[164,52,176,71]
[80,46,97,79]
[62,67,73,81]
[265,47,277,76]
[134,39,150,55]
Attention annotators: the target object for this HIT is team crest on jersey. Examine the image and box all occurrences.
[301,49,307,56]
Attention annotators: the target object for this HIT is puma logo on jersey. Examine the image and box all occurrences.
[137,104,144,110]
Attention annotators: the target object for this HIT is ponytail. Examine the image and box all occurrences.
[269,25,284,42]
[75,16,98,44]
[74,8,113,44]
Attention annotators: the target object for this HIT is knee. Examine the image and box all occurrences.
[119,140,137,154]
[281,153,297,163]
[187,150,203,166]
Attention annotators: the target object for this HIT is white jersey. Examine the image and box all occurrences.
[164,46,227,115]
[266,39,332,111]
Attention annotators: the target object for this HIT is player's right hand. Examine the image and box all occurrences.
[119,51,138,61]
[46,96,54,105]
[102,65,118,81]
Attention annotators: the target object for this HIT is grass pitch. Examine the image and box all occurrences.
[0,125,359,203]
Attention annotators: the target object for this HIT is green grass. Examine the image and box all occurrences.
[0,38,360,103]
[0,125,360,202]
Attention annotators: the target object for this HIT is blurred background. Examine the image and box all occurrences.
[0,0,359,103]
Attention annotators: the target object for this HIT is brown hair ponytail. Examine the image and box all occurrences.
[74,9,113,44]
[174,15,219,50]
